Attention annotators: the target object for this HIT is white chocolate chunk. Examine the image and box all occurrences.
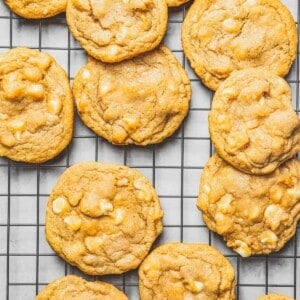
[9,119,26,132]
[64,215,82,232]
[287,188,300,199]
[85,236,104,253]
[264,204,285,231]
[117,177,129,187]
[114,208,124,225]
[52,197,69,214]
[99,198,113,213]
[81,69,91,80]
[47,98,62,115]
[234,241,251,257]
[260,230,278,244]
[25,84,45,100]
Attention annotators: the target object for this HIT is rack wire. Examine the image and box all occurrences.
[0,1,299,299]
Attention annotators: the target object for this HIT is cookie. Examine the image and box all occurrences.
[209,68,300,175]
[182,0,298,90]
[36,275,128,300]
[197,154,300,257]
[166,0,190,7]
[66,0,168,63]
[257,294,294,300]
[139,242,236,300]
[46,162,163,275]
[4,0,67,19]
[73,46,191,146]
[0,48,73,163]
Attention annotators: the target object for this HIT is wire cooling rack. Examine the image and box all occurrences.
[0,1,299,299]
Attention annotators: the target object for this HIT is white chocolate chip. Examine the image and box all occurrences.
[9,119,25,132]
[114,208,124,225]
[80,194,113,217]
[64,215,82,232]
[47,98,62,115]
[234,241,252,257]
[122,117,139,132]
[99,199,113,213]
[203,184,211,194]
[222,18,241,33]
[117,178,129,187]
[25,84,45,100]
[52,197,69,214]
[81,69,91,80]
[137,190,152,202]
[218,194,233,214]
[264,204,285,231]
[287,188,300,199]
[260,230,278,245]
[85,236,104,253]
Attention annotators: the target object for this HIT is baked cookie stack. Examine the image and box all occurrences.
[183,0,300,257]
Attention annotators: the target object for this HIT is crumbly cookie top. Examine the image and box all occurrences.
[198,154,300,257]
[66,0,168,62]
[73,46,191,145]
[182,0,298,90]
[209,68,300,175]
[5,0,67,19]
[36,275,128,300]
[46,162,163,275]
[139,243,236,300]
[0,47,73,163]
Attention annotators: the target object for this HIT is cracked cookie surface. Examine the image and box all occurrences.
[182,0,298,90]
[46,162,163,275]
[0,48,73,163]
[5,0,67,19]
[36,275,128,300]
[197,154,300,257]
[209,68,300,175]
[166,0,190,7]
[66,0,168,63]
[257,294,294,300]
[73,46,191,146]
[139,243,236,300]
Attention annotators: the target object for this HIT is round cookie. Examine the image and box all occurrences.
[36,275,128,299]
[197,154,300,257]
[257,294,294,300]
[0,48,73,163]
[139,243,236,300]
[166,0,190,7]
[209,68,300,175]
[182,0,298,90]
[5,0,67,19]
[46,162,163,275]
[66,0,168,63]
[73,46,191,146]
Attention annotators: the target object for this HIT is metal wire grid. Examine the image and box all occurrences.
[0,1,299,299]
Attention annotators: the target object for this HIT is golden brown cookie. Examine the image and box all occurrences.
[166,0,190,7]
[197,154,300,257]
[36,275,128,300]
[0,48,73,163]
[209,68,300,175]
[182,0,298,90]
[66,0,168,63]
[46,162,163,275]
[4,0,67,19]
[73,46,191,146]
[139,243,236,300]
[257,294,294,300]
